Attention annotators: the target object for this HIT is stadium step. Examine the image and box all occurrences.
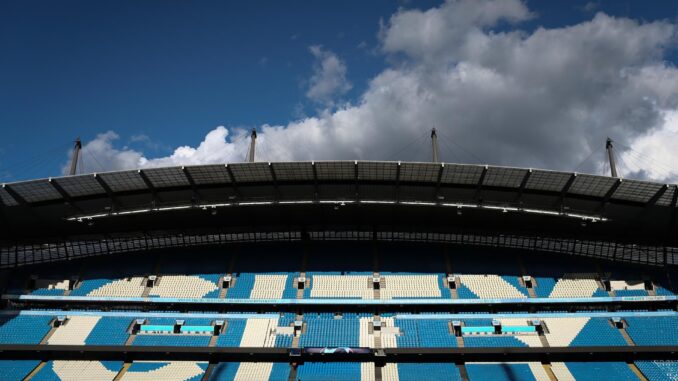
[288,364,297,381]
[374,363,382,381]
[527,287,537,298]
[39,320,59,345]
[373,272,381,299]
[291,314,303,348]
[23,360,46,381]
[201,362,217,381]
[373,315,382,349]
[542,363,559,381]
[456,336,465,348]
[219,273,231,298]
[141,276,156,298]
[458,363,470,381]
[628,362,649,381]
[112,362,131,381]
[124,331,136,346]
[538,333,550,348]
[619,326,636,346]
[296,272,307,299]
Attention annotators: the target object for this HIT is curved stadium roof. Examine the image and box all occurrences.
[1,161,676,268]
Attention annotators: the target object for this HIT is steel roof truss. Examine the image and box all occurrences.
[646,185,669,207]
[474,166,488,202]
[1,184,28,206]
[269,163,280,202]
[47,179,84,214]
[137,170,160,206]
[181,167,201,204]
[515,169,532,204]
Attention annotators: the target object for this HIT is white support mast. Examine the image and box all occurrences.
[247,128,257,163]
[605,137,618,178]
[431,128,440,163]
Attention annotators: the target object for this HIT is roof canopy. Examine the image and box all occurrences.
[0,161,676,267]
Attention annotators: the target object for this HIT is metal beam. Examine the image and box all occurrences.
[93,174,119,212]
[647,185,669,207]
[0,344,675,363]
[1,184,28,206]
[311,162,319,202]
[558,173,577,210]
[354,161,359,201]
[137,169,160,206]
[474,166,488,202]
[395,162,401,203]
[515,169,532,204]
[268,163,280,202]
[599,178,623,211]
[182,166,201,204]
[224,165,241,200]
[48,179,84,214]
[668,185,678,242]
[434,164,444,202]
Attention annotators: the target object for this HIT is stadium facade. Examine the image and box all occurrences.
[0,157,677,380]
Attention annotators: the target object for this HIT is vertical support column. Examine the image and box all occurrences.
[606,137,618,178]
[431,128,440,163]
[68,138,82,176]
[247,128,257,163]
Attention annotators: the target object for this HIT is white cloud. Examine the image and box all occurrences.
[305,45,352,106]
[64,0,678,183]
[619,110,678,183]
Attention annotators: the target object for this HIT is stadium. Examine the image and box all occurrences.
[0,132,676,381]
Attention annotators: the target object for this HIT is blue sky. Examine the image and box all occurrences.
[1,0,678,182]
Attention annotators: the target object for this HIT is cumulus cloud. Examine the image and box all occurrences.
[305,45,352,105]
[64,0,678,183]
[619,110,678,183]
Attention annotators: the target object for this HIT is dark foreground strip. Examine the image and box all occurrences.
[0,345,676,363]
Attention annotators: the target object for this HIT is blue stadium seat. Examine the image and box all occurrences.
[464,336,528,347]
[209,362,240,380]
[227,273,257,298]
[564,362,639,381]
[626,317,678,346]
[134,335,211,347]
[299,314,359,347]
[655,286,674,296]
[31,288,67,296]
[569,318,628,346]
[0,360,41,381]
[216,320,247,347]
[397,363,462,381]
[208,362,290,381]
[295,362,361,381]
[532,277,557,298]
[615,289,648,297]
[85,317,131,345]
[0,315,53,344]
[466,363,537,381]
[635,361,678,381]
[394,319,457,347]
